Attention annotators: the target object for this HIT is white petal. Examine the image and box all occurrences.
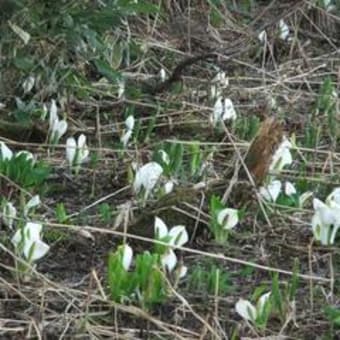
[77,134,86,148]
[24,240,49,261]
[154,216,168,239]
[133,162,163,194]
[212,97,223,125]
[117,80,125,99]
[279,19,290,40]
[159,150,170,165]
[164,180,174,194]
[260,180,282,202]
[285,181,296,196]
[168,226,188,247]
[49,100,58,129]
[222,98,237,120]
[125,115,135,131]
[257,292,271,315]
[56,120,68,139]
[161,249,177,272]
[16,151,34,161]
[121,244,133,271]
[2,202,17,229]
[160,69,166,82]
[66,137,77,165]
[329,224,340,245]
[22,76,35,94]
[235,299,257,321]
[11,228,22,248]
[258,30,267,43]
[24,195,40,216]
[217,208,239,230]
[326,188,340,205]
[121,130,132,147]
[0,142,13,160]
[24,222,43,242]
[178,265,187,278]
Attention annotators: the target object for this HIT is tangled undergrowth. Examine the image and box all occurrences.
[1,0,340,338]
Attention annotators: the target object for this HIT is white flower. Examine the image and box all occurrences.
[211,97,237,126]
[236,292,271,322]
[217,208,239,230]
[326,187,340,205]
[133,162,163,199]
[269,137,292,173]
[66,134,89,169]
[24,195,40,217]
[178,265,187,278]
[259,179,282,202]
[48,100,68,144]
[164,180,174,194]
[235,299,257,321]
[0,142,13,160]
[2,202,17,229]
[117,80,125,99]
[160,68,166,82]
[120,115,135,147]
[22,76,35,94]
[258,30,267,43]
[154,217,188,272]
[161,249,177,272]
[279,19,290,40]
[121,244,133,271]
[16,150,34,162]
[284,181,296,196]
[312,197,340,245]
[11,222,49,261]
[9,21,30,45]
[154,217,188,247]
[159,150,170,165]
[212,71,229,87]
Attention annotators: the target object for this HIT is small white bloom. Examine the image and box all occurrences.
[22,76,35,94]
[66,137,77,166]
[217,208,239,230]
[49,100,68,143]
[235,299,257,321]
[159,150,170,165]
[120,115,135,147]
[125,115,135,131]
[326,187,340,205]
[133,162,163,199]
[66,134,89,169]
[164,180,174,194]
[24,195,40,217]
[236,292,271,322]
[0,142,13,160]
[285,181,296,196]
[260,179,282,202]
[117,80,125,99]
[121,244,133,271]
[154,217,188,247]
[16,150,34,161]
[211,97,236,126]
[269,137,292,173]
[279,19,290,40]
[160,68,166,82]
[178,265,187,278]
[258,30,267,43]
[311,197,340,245]
[212,71,229,87]
[2,202,17,229]
[11,222,49,261]
[161,249,177,272]
[222,98,237,121]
